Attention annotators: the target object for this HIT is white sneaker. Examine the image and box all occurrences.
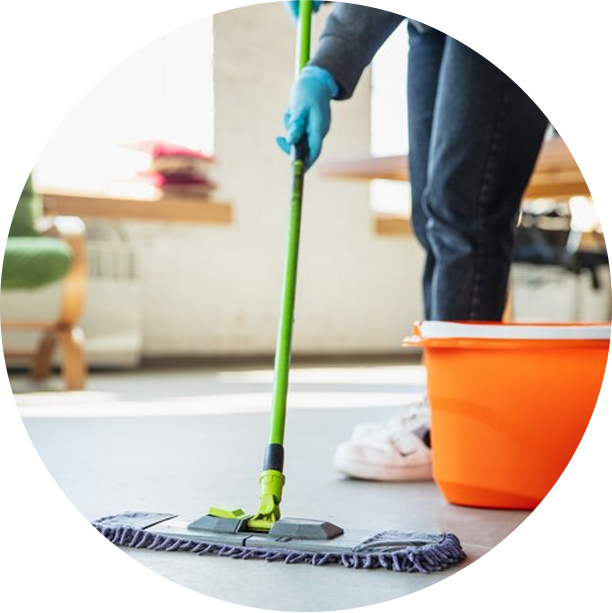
[333,399,432,481]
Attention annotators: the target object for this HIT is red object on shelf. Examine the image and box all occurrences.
[144,172,217,197]
[128,140,216,162]
[127,141,218,196]
[147,173,216,189]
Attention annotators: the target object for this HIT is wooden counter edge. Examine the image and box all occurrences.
[41,190,233,225]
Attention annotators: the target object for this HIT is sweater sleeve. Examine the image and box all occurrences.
[309,3,406,100]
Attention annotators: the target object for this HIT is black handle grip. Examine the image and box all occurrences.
[291,139,309,164]
[263,443,285,472]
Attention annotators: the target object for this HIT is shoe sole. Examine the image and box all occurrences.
[333,458,432,482]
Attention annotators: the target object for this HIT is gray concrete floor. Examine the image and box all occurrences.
[12,363,528,611]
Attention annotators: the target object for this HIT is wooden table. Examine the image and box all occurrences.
[319,138,589,235]
[42,188,233,225]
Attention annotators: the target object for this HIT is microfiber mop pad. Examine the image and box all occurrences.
[93,512,466,573]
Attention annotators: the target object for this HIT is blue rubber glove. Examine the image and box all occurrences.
[277,65,339,170]
[284,1,322,22]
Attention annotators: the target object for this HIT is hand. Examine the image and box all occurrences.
[277,65,339,169]
[284,1,322,22]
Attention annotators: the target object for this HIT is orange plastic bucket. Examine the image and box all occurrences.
[404,322,610,509]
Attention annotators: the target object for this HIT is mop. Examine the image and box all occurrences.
[93,1,466,573]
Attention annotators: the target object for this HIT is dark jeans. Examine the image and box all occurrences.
[407,23,548,320]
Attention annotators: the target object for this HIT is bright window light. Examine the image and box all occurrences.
[553,2,612,138]
[370,23,410,216]
[370,24,408,156]
[35,18,214,192]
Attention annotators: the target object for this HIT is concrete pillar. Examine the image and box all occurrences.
[207,2,423,355]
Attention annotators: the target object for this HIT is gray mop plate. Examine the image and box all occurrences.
[95,512,446,555]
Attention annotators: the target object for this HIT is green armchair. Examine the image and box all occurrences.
[1,174,87,390]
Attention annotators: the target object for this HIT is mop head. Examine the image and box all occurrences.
[93,512,466,573]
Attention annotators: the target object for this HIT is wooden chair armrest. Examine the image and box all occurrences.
[43,216,88,327]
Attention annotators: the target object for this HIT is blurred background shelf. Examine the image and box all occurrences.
[42,188,233,225]
[320,139,590,236]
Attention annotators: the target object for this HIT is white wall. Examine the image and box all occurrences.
[134,3,424,356]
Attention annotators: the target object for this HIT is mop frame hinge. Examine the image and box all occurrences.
[247,469,285,532]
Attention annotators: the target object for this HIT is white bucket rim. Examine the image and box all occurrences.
[418,322,611,341]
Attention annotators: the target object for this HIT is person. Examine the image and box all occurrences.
[278,2,549,481]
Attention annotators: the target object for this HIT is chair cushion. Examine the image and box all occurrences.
[0,191,42,237]
[2,237,73,289]
[0,134,33,194]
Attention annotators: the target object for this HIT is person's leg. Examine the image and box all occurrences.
[423,38,549,320]
[406,21,446,319]
[333,22,447,481]
[334,32,549,483]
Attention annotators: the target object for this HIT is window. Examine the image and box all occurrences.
[370,23,411,217]
[553,2,612,138]
[35,17,214,192]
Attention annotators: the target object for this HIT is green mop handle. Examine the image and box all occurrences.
[271,0,311,445]
[259,0,312,501]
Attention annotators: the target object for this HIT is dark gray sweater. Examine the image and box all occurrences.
[310,3,408,100]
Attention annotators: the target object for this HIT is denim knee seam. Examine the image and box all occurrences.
[469,83,513,319]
